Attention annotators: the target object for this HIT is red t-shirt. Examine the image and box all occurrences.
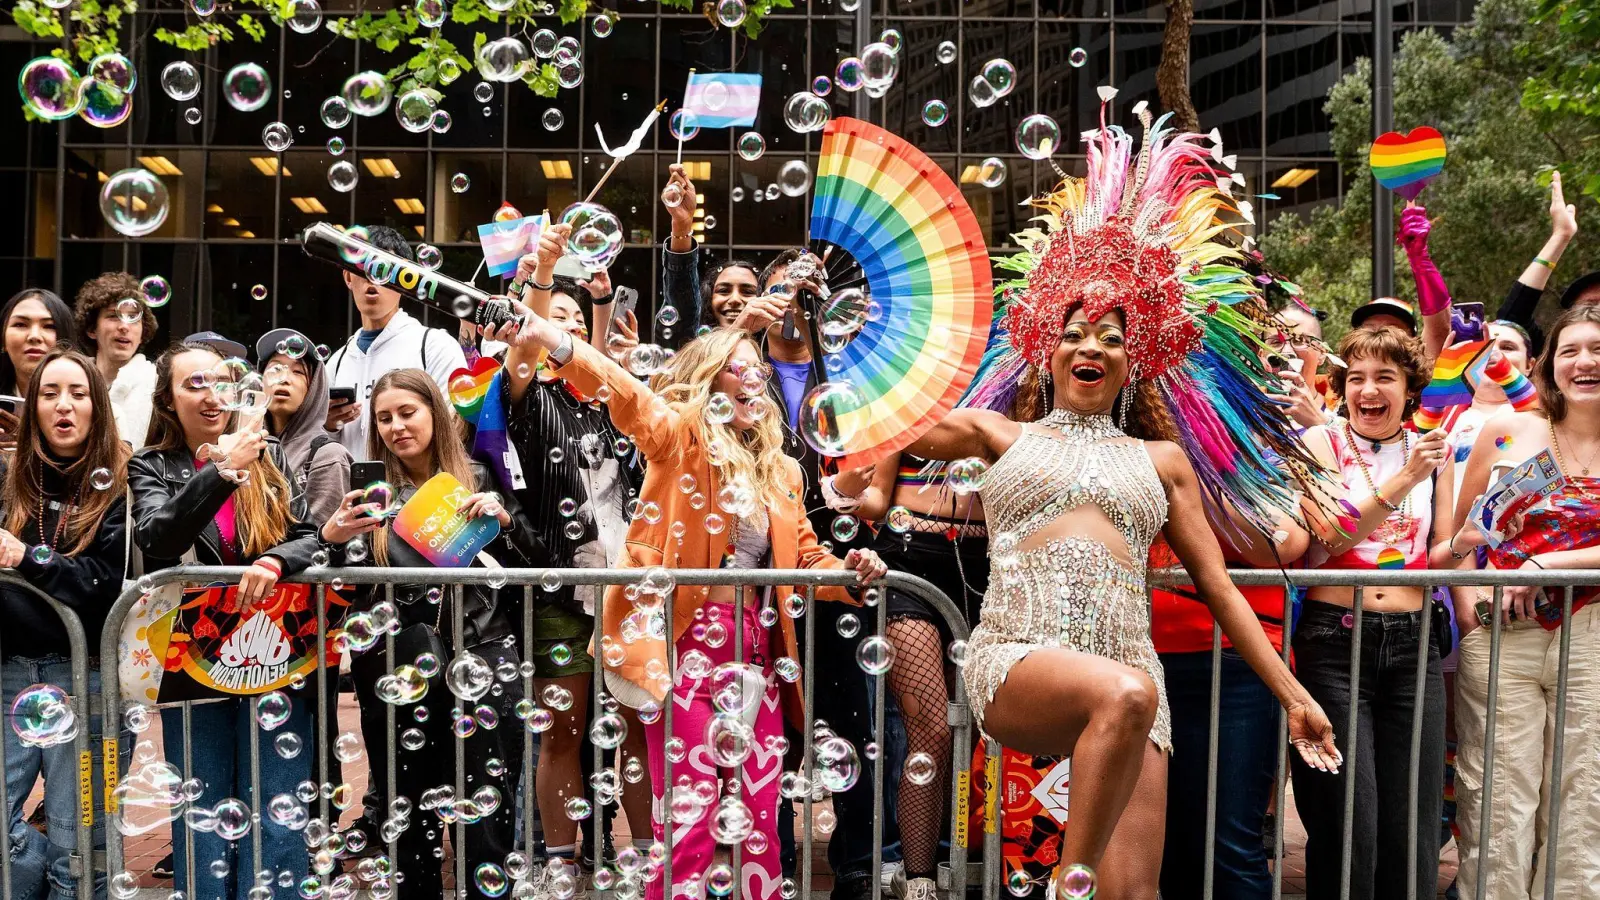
[1148,538,1287,654]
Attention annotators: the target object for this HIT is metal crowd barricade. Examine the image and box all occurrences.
[67,565,1600,900]
[0,572,99,900]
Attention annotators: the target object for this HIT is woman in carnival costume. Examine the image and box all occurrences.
[907,90,1347,897]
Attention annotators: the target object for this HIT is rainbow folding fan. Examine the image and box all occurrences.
[808,117,993,469]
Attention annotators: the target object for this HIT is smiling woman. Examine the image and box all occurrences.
[0,288,74,398]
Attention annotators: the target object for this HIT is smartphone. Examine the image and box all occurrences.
[607,286,638,340]
[1452,302,1486,344]
[0,394,23,415]
[781,308,801,342]
[350,461,387,491]
[329,387,356,405]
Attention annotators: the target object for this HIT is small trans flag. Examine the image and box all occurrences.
[476,214,546,279]
[683,73,761,129]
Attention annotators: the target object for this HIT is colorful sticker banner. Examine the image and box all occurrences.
[154,583,352,702]
[449,357,501,424]
[392,472,501,568]
[1468,449,1563,548]
[682,73,761,128]
[1369,126,1447,201]
[476,214,547,279]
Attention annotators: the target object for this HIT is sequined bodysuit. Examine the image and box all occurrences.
[964,411,1173,752]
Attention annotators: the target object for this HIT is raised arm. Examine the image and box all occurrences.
[905,408,1020,464]
[661,165,702,328]
[1500,172,1578,339]
[1398,203,1452,360]
[502,223,571,407]
[1151,441,1340,769]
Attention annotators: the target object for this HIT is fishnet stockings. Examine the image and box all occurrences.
[887,617,952,878]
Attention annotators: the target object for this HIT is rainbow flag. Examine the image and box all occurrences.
[470,369,526,493]
[1369,127,1447,200]
[683,73,761,129]
[476,214,546,279]
[1419,340,1486,408]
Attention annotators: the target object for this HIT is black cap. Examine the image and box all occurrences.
[183,331,250,361]
[254,327,317,368]
[1349,297,1417,334]
[1559,271,1600,310]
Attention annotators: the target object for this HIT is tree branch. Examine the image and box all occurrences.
[1159,0,1198,132]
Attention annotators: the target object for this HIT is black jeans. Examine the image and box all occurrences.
[1159,649,1278,900]
[352,636,526,899]
[1289,599,1445,900]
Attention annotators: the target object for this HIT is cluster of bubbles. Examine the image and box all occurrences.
[20,52,136,127]
[9,683,78,747]
[560,202,624,269]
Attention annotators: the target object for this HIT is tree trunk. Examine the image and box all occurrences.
[1158,0,1199,133]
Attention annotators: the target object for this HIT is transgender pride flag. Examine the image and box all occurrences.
[683,73,761,129]
[476,214,546,279]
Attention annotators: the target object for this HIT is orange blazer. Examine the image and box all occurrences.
[551,340,857,729]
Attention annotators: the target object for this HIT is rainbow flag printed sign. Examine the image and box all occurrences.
[393,472,501,568]
[1369,127,1447,200]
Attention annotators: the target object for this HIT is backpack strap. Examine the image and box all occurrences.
[301,434,336,486]
[420,327,432,371]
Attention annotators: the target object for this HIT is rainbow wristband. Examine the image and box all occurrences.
[1483,352,1539,411]
[1534,257,1555,270]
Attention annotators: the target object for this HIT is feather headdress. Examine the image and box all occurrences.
[956,89,1351,540]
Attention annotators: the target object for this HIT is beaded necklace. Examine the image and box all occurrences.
[1344,420,1412,545]
[33,458,85,551]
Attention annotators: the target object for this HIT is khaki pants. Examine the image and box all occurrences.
[1454,602,1600,899]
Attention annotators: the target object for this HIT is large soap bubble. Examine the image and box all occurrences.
[99,168,170,237]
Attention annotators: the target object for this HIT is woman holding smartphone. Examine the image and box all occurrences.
[1436,304,1600,896]
[130,342,357,900]
[341,367,544,900]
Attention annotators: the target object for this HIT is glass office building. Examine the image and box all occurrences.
[0,0,1474,349]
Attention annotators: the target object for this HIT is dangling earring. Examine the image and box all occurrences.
[1119,379,1136,428]
[1039,370,1052,411]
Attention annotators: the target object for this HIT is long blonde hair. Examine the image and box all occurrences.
[650,328,789,509]
[366,368,475,565]
[147,343,294,558]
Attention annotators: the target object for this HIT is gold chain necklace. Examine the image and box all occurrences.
[1547,418,1599,499]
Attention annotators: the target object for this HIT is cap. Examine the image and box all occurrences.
[1349,297,1417,334]
[1559,271,1600,310]
[254,327,316,368]
[183,331,250,361]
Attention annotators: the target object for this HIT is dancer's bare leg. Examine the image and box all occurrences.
[1095,742,1167,899]
[978,647,1158,875]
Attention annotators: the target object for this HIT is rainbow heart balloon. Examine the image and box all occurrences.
[1369,127,1447,200]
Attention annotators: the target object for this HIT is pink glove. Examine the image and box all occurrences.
[1398,205,1450,316]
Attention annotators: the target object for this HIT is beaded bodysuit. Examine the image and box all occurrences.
[964,410,1173,752]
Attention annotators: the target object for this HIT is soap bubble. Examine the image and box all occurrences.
[977,156,1008,188]
[784,92,830,134]
[138,275,172,308]
[328,161,358,192]
[416,244,443,269]
[815,735,860,792]
[89,52,136,92]
[921,99,948,127]
[968,75,998,109]
[1058,864,1097,898]
[395,89,437,133]
[256,691,292,730]
[375,665,429,704]
[737,131,766,161]
[450,172,470,193]
[341,71,393,116]
[475,863,508,897]
[553,35,581,64]
[590,712,627,749]
[859,42,899,89]
[856,635,894,674]
[834,57,864,93]
[274,732,303,759]
[811,75,832,97]
[560,202,623,268]
[669,109,700,141]
[473,81,495,104]
[287,0,322,31]
[936,40,957,64]
[77,78,132,128]
[982,58,1017,98]
[948,456,990,493]
[99,168,170,237]
[447,652,494,702]
[223,63,272,112]
[531,28,558,57]
[9,684,77,747]
[799,381,865,457]
[20,58,83,121]
[112,760,185,836]
[478,37,530,82]
[416,0,446,27]
[160,61,201,101]
[777,160,811,197]
[715,0,746,26]
[320,96,351,128]
[837,612,861,638]
[214,797,251,840]
[830,515,858,542]
[1070,47,1089,67]
[542,108,564,131]
[183,107,201,125]
[1016,113,1061,160]
[334,732,363,763]
[262,122,293,151]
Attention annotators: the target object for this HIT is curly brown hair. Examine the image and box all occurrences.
[73,272,157,354]
[1328,325,1429,415]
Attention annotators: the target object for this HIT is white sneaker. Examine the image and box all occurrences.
[896,874,937,900]
[539,859,590,900]
[880,861,904,892]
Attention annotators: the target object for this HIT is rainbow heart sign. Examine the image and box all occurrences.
[1369,127,1447,200]
[448,357,501,425]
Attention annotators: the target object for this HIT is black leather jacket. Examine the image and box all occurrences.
[360,462,546,650]
[128,439,327,573]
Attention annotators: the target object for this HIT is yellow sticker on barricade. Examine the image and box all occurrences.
[954,769,970,847]
[79,750,93,827]
[104,737,119,815]
[983,752,1000,835]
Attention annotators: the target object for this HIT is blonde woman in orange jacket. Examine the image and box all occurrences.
[489,287,888,900]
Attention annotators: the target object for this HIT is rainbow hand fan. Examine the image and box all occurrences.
[808,118,993,469]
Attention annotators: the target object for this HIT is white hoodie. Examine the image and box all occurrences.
[325,308,467,461]
[109,353,157,449]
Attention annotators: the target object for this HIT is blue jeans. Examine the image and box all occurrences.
[161,695,314,900]
[3,658,116,900]
[1158,649,1278,900]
